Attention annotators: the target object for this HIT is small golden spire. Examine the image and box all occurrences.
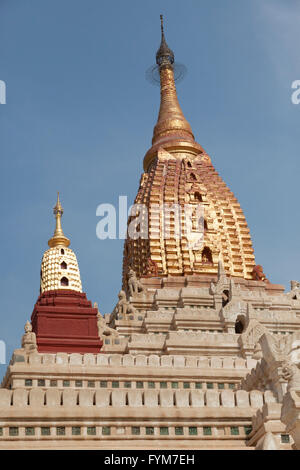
[152,15,194,146]
[48,192,70,248]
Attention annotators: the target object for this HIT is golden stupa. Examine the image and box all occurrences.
[122,16,255,285]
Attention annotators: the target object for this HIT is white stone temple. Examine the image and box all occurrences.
[1,17,300,450]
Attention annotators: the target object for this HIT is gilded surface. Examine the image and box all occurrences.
[152,66,194,146]
[123,57,255,285]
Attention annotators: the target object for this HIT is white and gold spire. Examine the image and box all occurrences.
[40,194,82,293]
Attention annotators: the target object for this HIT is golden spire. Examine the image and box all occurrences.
[152,15,194,147]
[48,192,70,248]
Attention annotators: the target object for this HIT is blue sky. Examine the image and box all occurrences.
[0,0,300,378]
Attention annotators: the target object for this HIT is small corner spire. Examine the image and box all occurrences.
[48,192,70,248]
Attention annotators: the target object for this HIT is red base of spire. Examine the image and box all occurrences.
[31,290,102,354]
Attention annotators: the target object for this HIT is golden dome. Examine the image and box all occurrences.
[122,19,256,285]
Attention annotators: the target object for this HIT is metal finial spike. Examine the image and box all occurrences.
[146,16,187,85]
[160,14,164,35]
[156,15,174,67]
[54,191,63,215]
[56,191,61,206]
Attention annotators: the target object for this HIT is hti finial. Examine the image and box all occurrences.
[54,192,63,216]
[48,192,70,248]
[146,15,187,86]
[156,15,174,67]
